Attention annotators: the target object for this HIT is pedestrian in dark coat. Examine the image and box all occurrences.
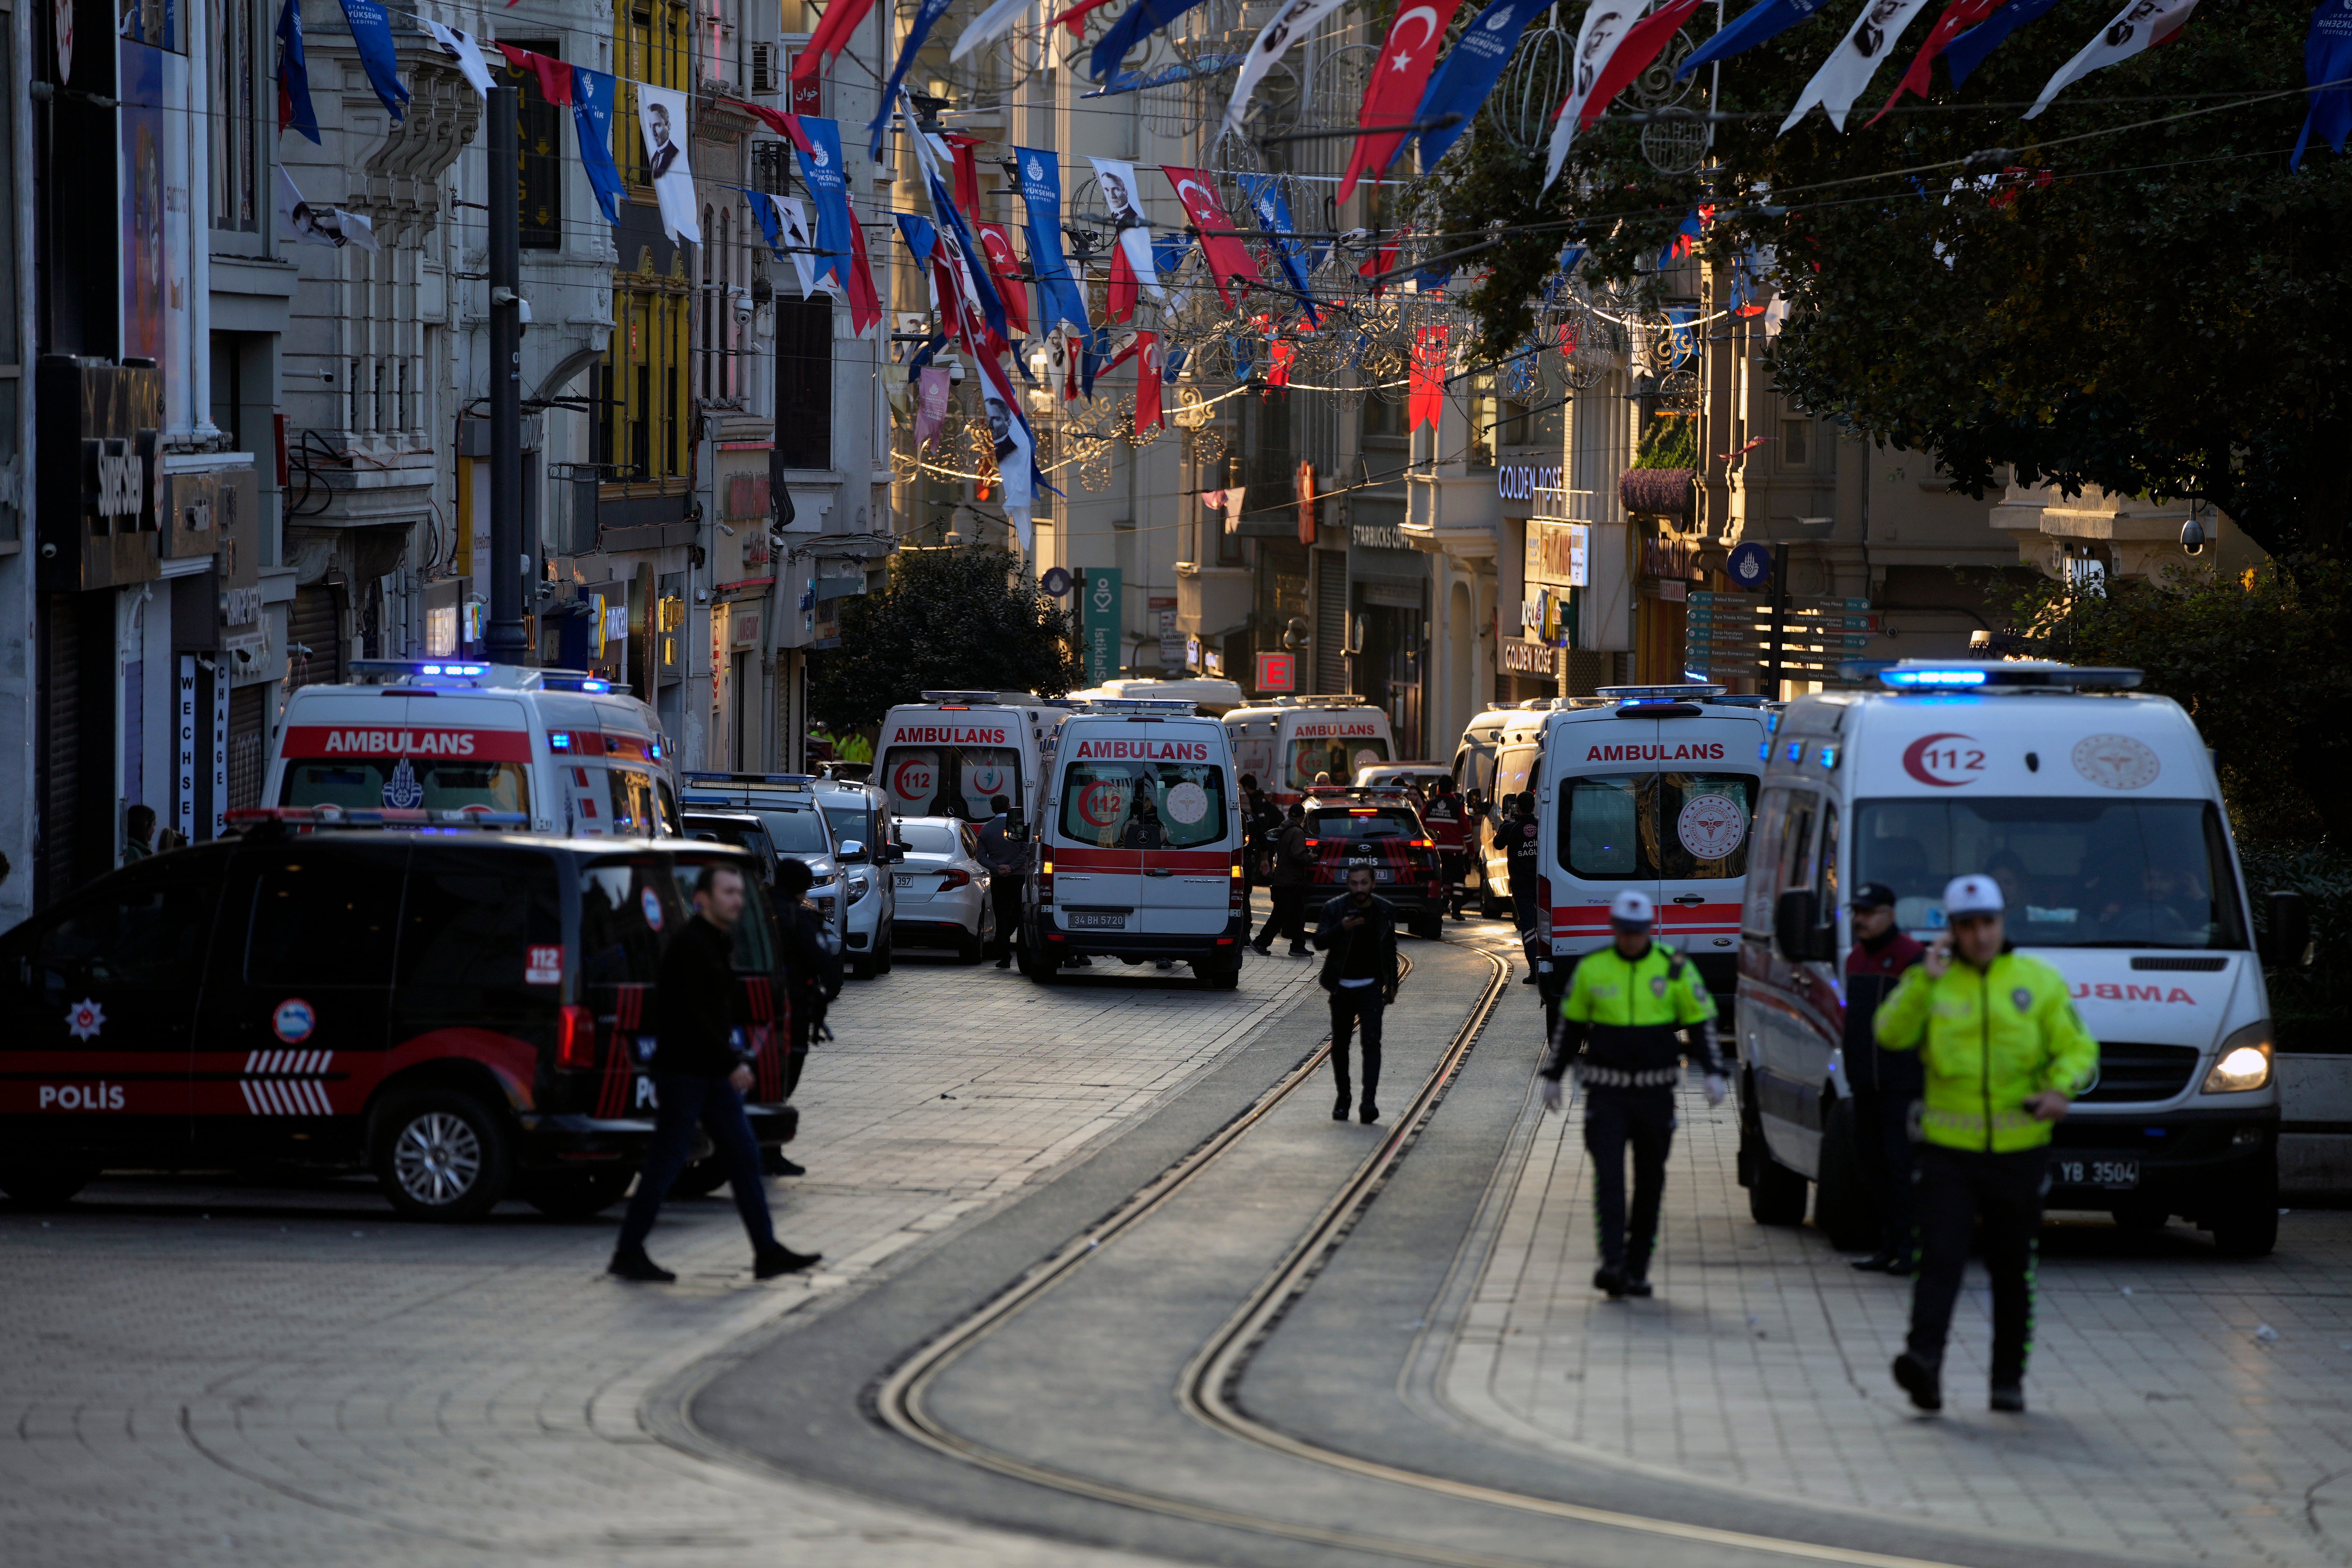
[611,862,822,1283]
[974,794,1029,966]
[1252,803,1314,956]
[1844,882,1927,1274]
[1315,864,1400,1124]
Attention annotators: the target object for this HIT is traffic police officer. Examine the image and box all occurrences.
[1876,873,2096,1415]
[1539,889,1726,1299]
[1502,793,1543,985]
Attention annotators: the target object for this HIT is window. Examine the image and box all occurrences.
[606,768,664,837]
[245,852,405,986]
[1558,771,1762,881]
[503,44,564,250]
[700,204,716,400]
[0,21,18,547]
[1283,734,1388,793]
[1657,771,1759,882]
[209,0,258,230]
[1059,761,1228,849]
[1491,745,1537,806]
[1305,807,1417,843]
[748,806,833,853]
[878,745,1021,821]
[1852,797,2247,949]
[596,279,690,480]
[23,865,217,996]
[818,802,875,858]
[899,822,961,856]
[580,857,775,981]
[1781,418,1810,469]
[775,294,832,469]
[1466,372,1497,470]
[395,852,562,988]
[279,756,531,815]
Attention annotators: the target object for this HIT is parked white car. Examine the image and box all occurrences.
[890,817,995,963]
[814,777,907,978]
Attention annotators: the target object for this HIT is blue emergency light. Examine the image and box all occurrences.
[1882,668,1987,687]
[1850,660,2143,691]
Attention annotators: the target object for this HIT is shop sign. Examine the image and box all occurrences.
[1255,651,1295,692]
[1524,520,1588,588]
[1500,639,1557,677]
[1641,536,1701,580]
[1351,522,1409,552]
[1082,567,1121,684]
[1497,461,1563,502]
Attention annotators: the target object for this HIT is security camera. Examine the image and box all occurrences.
[2180,516,2208,555]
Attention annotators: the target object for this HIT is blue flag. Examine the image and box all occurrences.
[1235,173,1319,325]
[2295,0,2352,169]
[1676,0,1837,79]
[1153,232,1195,279]
[1090,0,1212,83]
[275,0,319,143]
[1415,0,1549,168]
[742,188,787,259]
[1943,0,2063,86]
[1016,147,1092,343]
[870,0,956,160]
[571,67,626,225]
[795,117,856,293]
[336,0,409,124]
[895,212,939,270]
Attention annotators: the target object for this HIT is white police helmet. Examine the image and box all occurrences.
[1609,889,1656,926]
[1943,873,2004,917]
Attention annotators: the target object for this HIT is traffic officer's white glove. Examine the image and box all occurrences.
[1704,1074,1728,1109]
[1540,1078,1564,1114]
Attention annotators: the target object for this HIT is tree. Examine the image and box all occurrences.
[1435,0,2352,559]
[807,547,1083,732]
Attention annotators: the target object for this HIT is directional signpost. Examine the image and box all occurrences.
[1687,591,1874,681]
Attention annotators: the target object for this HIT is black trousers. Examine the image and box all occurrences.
[616,1073,777,1256]
[1584,1084,1676,1273]
[1509,874,1538,932]
[1907,1142,2050,1385]
[1256,885,1307,949]
[1328,987,1384,1105]
[989,875,1021,958]
[1850,1087,1919,1256]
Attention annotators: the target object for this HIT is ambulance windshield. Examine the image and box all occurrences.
[1059,761,1228,849]
[281,758,531,815]
[879,745,1022,822]
[1852,798,2247,949]
[1285,734,1388,792]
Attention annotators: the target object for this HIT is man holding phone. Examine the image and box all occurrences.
[1875,873,2097,1415]
[1315,864,1399,1124]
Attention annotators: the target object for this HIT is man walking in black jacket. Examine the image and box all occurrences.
[1252,803,1314,956]
[1315,865,1400,1124]
[974,794,1028,967]
[611,863,822,1283]
[1843,882,1927,1274]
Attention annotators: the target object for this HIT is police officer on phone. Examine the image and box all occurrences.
[1876,874,2096,1415]
[1539,890,1725,1299]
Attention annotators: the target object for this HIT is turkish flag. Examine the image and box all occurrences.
[496,44,573,105]
[1135,333,1162,429]
[975,222,1030,335]
[1872,0,2007,125]
[1409,325,1447,431]
[843,215,882,337]
[1050,0,1117,35]
[1107,244,1138,324]
[1268,340,1296,388]
[1338,0,1466,203]
[1162,166,1261,309]
[737,100,816,156]
[792,0,875,98]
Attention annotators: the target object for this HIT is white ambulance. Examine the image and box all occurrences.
[1736,659,2292,1256]
[873,691,1077,828]
[1452,699,1567,916]
[1222,695,1395,807]
[266,660,681,838]
[1023,700,1247,988]
[1528,686,1774,1012]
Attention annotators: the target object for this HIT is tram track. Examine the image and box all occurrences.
[868,939,1975,1568]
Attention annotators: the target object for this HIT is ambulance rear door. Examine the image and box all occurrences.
[1651,714,1764,966]
[1546,714,1659,959]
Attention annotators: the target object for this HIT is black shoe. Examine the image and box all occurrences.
[1251,942,1271,954]
[1593,1266,1627,1299]
[1623,1276,1654,1298]
[609,1248,676,1283]
[1334,1092,1352,1121]
[1893,1351,1943,1412]
[1359,1102,1379,1124]
[1288,946,1312,958]
[1989,1383,2026,1413]
[1520,972,1539,985]
[995,957,1011,969]
[1852,1251,1896,1273]
[754,1246,822,1279]
[770,1155,806,1178]
[1883,1251,1920,1278]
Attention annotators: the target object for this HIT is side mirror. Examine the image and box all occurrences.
[2264,890,2311,966]
[1774,887,1834,964]
[878,842,905,864]
[1006,805,1027,841]
[839,839,866,860]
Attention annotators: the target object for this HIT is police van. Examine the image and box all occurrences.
[266,660,681,839]
[1222,695,1395,807]
[1736,660,2293,1256]
[1022,701,1246,988]
[1528,686,1774,1011]
[874,691,1078,827]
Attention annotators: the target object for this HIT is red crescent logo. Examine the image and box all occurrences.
[1901,732,1979,788]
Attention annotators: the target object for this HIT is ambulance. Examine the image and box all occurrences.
[1022,700,1247,987]
[1528,686,1775,1012]
[1453,700,1565,916]
[873,691,1077,827]
[1222,695,1395,807]
[1735,660,2294,1256]
[267,660,681,839]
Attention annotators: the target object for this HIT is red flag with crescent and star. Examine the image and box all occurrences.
[1101,330,1165,428]
[1338,0,1467,204]
[1871,0,2008,124]
[1409,324,1447,431]
[975,221,1030,335]
[1162,166,1262,309]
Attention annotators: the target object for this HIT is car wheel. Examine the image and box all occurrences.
[1813,1096,1876,1251]
[0,1166,99,1209]
[1478,880,1502,919]
[1739,1076,1808,1227]
[877,934,893,975]
[374,1089,511,1222]
[956,928,986,964]
[2113,1203,2169,1232]
[2207,1154,2280,1258]
[524,1168,634,1220]
[851,953,876,979]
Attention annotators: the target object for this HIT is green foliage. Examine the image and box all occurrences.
[1435,0,2352,559]
[806,547,1082,732]
[2237,841,2352,1032]
[1997,562,2352,842]
[1632,414,1698,470]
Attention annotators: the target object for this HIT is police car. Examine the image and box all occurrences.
[1737,660,2291,1255]
[267,660,680,838]
[0,812,798,1221]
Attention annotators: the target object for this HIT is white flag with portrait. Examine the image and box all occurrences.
[1778,0,1937,133]
[2026,0,2201,118]
[635,84,701,245]
[275,166,377,251]
[1087,156,1163,302]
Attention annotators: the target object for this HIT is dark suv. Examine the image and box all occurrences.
[1301,794,1449,939]
[0,811,798,1221]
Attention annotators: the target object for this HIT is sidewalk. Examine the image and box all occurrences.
[1442,1079,2352,1567]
